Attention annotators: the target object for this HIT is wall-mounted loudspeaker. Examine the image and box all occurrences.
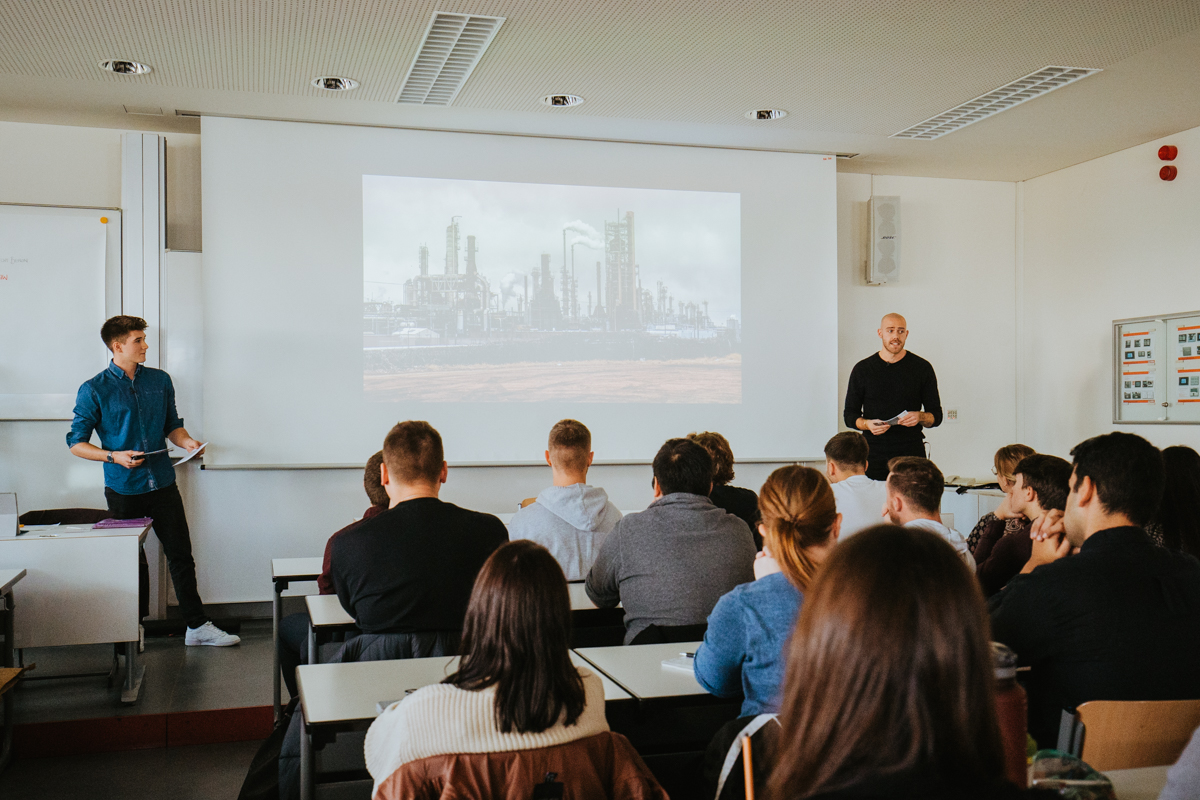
[867,196,900,285]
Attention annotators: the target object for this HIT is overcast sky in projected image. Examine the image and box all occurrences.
[363,175,742,323]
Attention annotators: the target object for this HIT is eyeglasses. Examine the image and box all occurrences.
[990,467,999,476]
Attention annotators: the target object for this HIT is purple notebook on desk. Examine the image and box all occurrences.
[93,517,153,529]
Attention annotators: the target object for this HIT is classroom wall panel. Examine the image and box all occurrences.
[1021,122,1200,456]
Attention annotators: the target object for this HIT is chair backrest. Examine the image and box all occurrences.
[519,497,537,509]
[628,623,708,646]
[1075,698,1200,770]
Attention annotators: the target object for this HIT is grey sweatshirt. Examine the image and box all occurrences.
[508,484,622,581]
[585,492,756,644]
[1160,724,1200,800]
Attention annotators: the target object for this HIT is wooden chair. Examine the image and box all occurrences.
[0,667,27,775]
[519,497,537,509]
[1069,699,1200,771]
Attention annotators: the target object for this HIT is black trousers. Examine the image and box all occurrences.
[105,482,208,629]
[865,439,928,481]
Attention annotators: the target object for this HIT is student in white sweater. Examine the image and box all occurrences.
[365,540,666,799]
[824,432,889,539]
[884,456,975,569]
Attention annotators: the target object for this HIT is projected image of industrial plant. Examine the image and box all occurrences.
[363,175,741,403]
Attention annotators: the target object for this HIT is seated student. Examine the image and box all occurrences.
[331,420,508,644]
[969,444,1037,555]
[688,431,762,546]
[695,465,838,717]
[508,419,622,580]
[1160,723,1200,800]
[767,524,1051,800]
[975,454,1071,598]
[277,451,391,699]
[823,431,888,539]
[585,438,756,644]
[990,432,1200,750]
[885,456,975,568]
[1145,445,1200,556]
[364,540,667,800]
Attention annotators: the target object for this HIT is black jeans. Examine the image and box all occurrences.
[105,482,208,629]
[865,440,928,481]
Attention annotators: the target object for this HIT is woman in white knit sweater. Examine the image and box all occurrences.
[365,540,666,800]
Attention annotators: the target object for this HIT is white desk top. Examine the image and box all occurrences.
[0,568,26,595]
[298,651,631,725]
[305,593,355,627]
[272,556,323,581]
[6,523,150,542]
[568,582,599,611]
[574,641,707,700]
[1103,765,1170,800]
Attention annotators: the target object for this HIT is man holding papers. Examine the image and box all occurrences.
[844,313,943,480]
[67,315,239,647]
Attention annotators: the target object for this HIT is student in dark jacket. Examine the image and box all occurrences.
[989,432,1200,750]
[974,454,1071,597]
[331,421,508,636]
[766,525,1053,800]
[688,430,762,547]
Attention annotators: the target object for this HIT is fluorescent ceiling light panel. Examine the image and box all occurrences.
[397,12,505,106]
[891,66,1101,140]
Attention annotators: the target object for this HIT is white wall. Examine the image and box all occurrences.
[1021,123,1200,456]
[837,173,1018,477]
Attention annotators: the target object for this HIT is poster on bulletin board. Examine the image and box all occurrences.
[1114,311,1200,424]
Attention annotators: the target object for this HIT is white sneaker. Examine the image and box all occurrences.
[185,621,241,647]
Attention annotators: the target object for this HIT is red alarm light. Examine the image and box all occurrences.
[1161,165,1178,181]
[1159,145,1178,161]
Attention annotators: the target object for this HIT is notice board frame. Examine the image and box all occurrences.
[1113,310,1200,425]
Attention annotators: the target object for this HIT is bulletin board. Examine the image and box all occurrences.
[1114,311,1200,424]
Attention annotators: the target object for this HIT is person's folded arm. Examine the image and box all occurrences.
[988,572,1055,666]
[693,592,746,699]
[584,524,622,608]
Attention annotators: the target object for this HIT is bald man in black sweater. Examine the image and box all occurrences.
[844,313,943,480]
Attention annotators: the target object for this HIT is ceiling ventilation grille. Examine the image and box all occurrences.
[891,66,1101,140]
[397,12,505,106]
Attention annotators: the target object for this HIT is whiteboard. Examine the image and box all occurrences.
[0,204,121,419]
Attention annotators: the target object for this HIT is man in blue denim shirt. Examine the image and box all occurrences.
[67,315,239,647]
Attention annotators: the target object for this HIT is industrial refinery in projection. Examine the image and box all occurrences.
[363,211,740,368]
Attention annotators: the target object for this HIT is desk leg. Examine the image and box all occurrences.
[299,715,313,800]
[121,639,145,704]
[273,578,285,725]
[0,592,14,775]
[307,620,316,667]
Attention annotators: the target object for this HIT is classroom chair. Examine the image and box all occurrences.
[629,623,708,646]
[1057,698,1200,771]
[0,666,26,776]
[519,497,537,509]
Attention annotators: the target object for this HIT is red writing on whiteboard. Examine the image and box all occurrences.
[0,275,8,280]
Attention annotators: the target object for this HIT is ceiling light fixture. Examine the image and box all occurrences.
[312,76,359,91]
[745,109,787,121]
[891,65,1101,140]
[99,59,152,75]
[542,94,584,108]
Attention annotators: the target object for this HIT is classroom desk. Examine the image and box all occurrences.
[296,651,631,800]
[568,581,598,610]
[271,557,323,722]
[0,523,150,703]
[0,568,26,776]
[573,641,707,702]
[304,594,356,665]
[1103,765,1170,800]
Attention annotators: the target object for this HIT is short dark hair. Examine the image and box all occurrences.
[548,419,591,473]
[886,457,943,514]
[363,451,388,507]
[101,315,147,350]
[1012,454,1072,512]
[382,420,444,485]
[687,431,736,485]
[824,431,869,469]
[1069,432,1164,526]
[448,540,586,734]
[653,438,713,496]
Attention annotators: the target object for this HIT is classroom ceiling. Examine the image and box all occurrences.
[1,0,1199,181]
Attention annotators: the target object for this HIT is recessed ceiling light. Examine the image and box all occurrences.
[312,76,359,91]
[745,109,787,121]
[542,94,584,108]
[99,59,152,75]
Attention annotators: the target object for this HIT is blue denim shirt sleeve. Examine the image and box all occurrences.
[693,587,747,699]
[66,382,101,448]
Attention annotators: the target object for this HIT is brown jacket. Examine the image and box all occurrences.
[374,731,669,800]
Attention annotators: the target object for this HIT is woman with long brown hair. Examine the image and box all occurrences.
[694,464,840,717]
[365,540,666,799]
[767,524,1050,800]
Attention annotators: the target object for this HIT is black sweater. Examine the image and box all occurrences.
[843,351,942,448]
[330,497,508,634]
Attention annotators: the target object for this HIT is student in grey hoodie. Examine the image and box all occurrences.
[509,419,622,581]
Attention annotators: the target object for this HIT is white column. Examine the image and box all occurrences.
[121,132,166,368]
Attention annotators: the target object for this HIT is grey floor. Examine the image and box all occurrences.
[12,619,282,724]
